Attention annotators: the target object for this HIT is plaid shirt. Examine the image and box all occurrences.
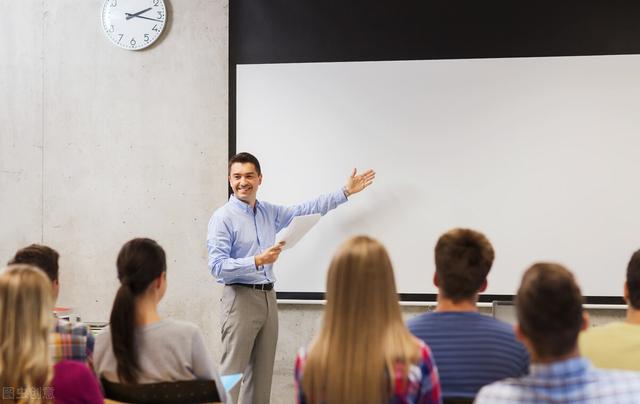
[476,357,640,403]
[295,341,441,404]
[50,318,95,366]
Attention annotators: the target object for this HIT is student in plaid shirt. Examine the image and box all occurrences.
[476,263,640,404]
[9,244,94,366]
[295,237,441,404]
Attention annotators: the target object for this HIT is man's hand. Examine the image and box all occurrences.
[254,241,286,267]
[344,168,376,196]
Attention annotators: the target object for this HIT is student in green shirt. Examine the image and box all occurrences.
[580,249,640,371]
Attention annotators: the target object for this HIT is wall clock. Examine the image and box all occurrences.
[101,0,167,50]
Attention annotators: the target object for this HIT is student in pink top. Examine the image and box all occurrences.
[0,265,102,404]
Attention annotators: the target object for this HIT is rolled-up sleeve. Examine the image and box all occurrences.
[274,188,347,232]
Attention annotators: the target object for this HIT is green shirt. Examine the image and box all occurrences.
[579,321,640,371]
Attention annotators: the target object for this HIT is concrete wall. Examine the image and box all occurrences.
[0,2,629,404]
[0,0,228,357]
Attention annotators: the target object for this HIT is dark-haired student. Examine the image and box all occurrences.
[476,263,640,403]
[9,244,95,366]
[407,229,529,399]
[580,248,640,371]
[94,238,225,401]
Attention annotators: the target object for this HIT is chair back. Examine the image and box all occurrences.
[443,397,475,404]
[100,377,221,404]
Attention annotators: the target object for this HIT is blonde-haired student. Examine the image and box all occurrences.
[294,236,441,404]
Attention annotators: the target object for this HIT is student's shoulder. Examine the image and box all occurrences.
[581,321,627,340]
[406,311,437,329]
[159,319,202,335]
[475,378,526,403]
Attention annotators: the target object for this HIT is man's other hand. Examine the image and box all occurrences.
[254,241,286,267]
[344,168,376,196]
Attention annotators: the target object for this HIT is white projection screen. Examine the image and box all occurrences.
[236,56,640,299]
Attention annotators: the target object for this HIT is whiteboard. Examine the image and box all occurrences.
[236,56,640,297]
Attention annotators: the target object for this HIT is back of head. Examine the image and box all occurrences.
[0,265,53,398]
[434,228,494,301]
[303,236,417,403]
[324,235,401,328]
[516,263,583,359]
[9,244,60,282]
[110,238,166,384]
[626,249,640,309]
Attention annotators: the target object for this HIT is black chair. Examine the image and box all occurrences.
[443,397,475,404]
[101,377,221,404]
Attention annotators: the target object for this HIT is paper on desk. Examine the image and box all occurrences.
[276,214,321,250]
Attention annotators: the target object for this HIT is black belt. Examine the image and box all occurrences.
[230,283,274,291]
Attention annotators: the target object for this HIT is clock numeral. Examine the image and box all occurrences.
[117,34,124,43]
[144,34,150,42]
[130,38,137,46]
[153,0,159,6]
[109,25,114,33]
[157,11,164,19]
[110,0,117,7]
[152,24,160,32]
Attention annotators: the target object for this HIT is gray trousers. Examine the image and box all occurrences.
[220,285,278,404]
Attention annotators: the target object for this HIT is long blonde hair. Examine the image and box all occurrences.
[302,236,420,403]
[0,265,53,404]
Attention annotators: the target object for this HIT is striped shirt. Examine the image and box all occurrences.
[407,311,529,398]
[295,341,441,404]
[475,357,640,403]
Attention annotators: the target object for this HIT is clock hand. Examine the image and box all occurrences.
[125,7,152,20]
[126,14,163,22]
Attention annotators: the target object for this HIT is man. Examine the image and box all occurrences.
[207,152,374,403]
[407,228,529,399]
[579,248,640,370]
[476,263,640,403]
[9,244,95,366]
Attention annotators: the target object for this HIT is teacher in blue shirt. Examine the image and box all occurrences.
[207,152,375,404]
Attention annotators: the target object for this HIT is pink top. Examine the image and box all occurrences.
[51,360,103,404]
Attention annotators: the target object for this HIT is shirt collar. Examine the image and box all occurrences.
[229,194,259,214]
[529,357,590,379]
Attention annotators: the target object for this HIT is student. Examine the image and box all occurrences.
[294,236,441,404]
[0,265,102,404]
[407,228,529,399]
[580,248,640,370]
[94,238,225,401]
[476,263,640,403]
[9,243,95,365]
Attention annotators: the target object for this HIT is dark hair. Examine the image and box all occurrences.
[228,152,261,176]
[8,244,60,282]
[626,249,640,309]
[110,238,166,384]
[434,228,495,301]
[516,263,583,359]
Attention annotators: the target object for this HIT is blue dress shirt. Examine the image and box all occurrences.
[207,189,347,285]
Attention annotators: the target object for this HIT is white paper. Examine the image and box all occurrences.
[276,214,321,250]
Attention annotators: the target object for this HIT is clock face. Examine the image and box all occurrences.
[101,0,166,50]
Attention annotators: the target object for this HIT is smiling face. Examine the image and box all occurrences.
[229,162,262,206]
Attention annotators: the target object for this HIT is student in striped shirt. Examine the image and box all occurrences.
[407,228,529,400]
